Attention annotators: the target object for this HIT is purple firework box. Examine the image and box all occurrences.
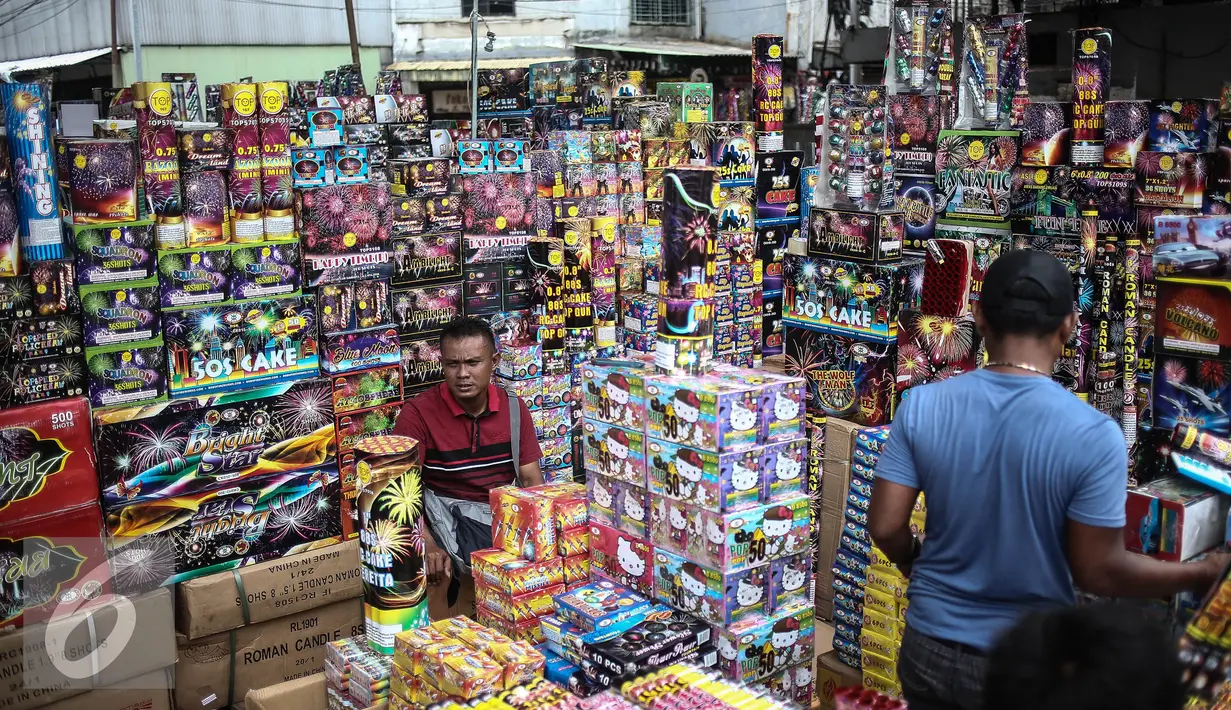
[400,334,443,388]
[63,139,140,225]
[754,151,803,224]
[322,325,401,374]
[392,231,462,284]
[1104,101,1149,169]
[392,281,462,336]
[74,221,157,284]
[156,244,232,308]
[230,239,302,300]
[459,172,536,236]
[84,337,167,408]
[1072,167,1135,236]
[645,375,762,453]
[183,170,232,246]
[78,277,161,347]
[761,437,806,503]
[646,437,763,513]
[769,553,812,612]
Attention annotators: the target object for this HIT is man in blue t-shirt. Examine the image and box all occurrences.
[868,249,1229,710]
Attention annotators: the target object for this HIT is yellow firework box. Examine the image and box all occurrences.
[356,434,429,654]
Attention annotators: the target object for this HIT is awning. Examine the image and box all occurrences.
[386,56,572,83]
[572,39,752,57]
[0,47,111,79]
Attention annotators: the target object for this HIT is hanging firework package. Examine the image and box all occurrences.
[885,0,951,95]
[955,14,1028,130]
[357,434,429,654]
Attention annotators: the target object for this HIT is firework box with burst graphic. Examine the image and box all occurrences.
[1135,152,1208,209]
[2,83,65,263]
[752,35,785,136]
[162,295,319,397]
[392,281,462,337]
[895,175,937,251]
[1155,279,1231,359]
[182,170,232,245]
[1152,215,1231,279]
[808,208,905,263]
[85,337,167,408]
[889,95,942,176]
[332,146,369,185]
[460,172,536,236]
[1009,166,1080,237]
[478,69,530,113]
[62,139,140,225]
[1021,102,1071,167]
[175,537,361,640]
[221,83,266,242]
[783,323,896,426]
[105,463,343,585]
[4,315,84,362]
[783,254,923,341]
[399,335,443,388]
[572,546,655,612]
[1070,167,1135,236]
[157,244,232,308]
[1152,354,1231,435]
[291,147,332,188]
[258,82,294,239]
[132,82,187,249]
[1103,100,1150,169]
[655,83,713,124]
[754,151,803,225]
[1124,476,1230,562]
[894,310,978,396]
[322,326,400,375]
[1147,99,1218,153]
[78,277,161,347]
[645,376,762,453]
[392,232,462,284]
[711,602,814,684]
[934,130,1019,222]
[331,364,403,415]
[389,157,452,197]
[178,127,234,171]
[72,220,157,284]
[231,239,302,301]
[1070,29,1112,167]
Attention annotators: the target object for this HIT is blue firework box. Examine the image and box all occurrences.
[2,83,66,262]
[1152,353,1231,436]
[783,254,923,341]
[554,579,655,633]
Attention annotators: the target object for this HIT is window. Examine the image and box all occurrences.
[462,0,515,17]
[632,0,691,25]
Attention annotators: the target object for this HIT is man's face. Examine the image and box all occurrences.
[441,335,498,403]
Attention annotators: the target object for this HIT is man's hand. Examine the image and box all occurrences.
[1191,551,1231,595]
[423,537,452,586]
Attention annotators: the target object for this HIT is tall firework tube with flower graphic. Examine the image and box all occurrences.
[753,35,785,151]
[220,83,264,242]
[1071,28,1112,167]
[355,435,427,654]
[258,82,294,241]
[1,82,62,266]
[658,167,718,374]
[133,82,186,249]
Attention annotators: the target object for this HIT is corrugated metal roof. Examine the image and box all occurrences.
[387,55,570,81]
[573,39,752,56]
[0,47,110,78]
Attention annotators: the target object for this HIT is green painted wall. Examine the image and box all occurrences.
[120,45,386,88]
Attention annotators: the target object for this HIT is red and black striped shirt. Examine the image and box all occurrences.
[394,383,542,502]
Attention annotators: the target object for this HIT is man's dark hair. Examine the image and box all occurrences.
[439,316,498,355]
[984,605,1184,710]
[979,249,1075,339]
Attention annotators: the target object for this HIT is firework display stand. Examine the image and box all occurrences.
[2,12,1231,710]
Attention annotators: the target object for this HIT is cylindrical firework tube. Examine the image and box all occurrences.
[257,81,294,240]
[1122,237,1139,446]
[356,435,428,655]
[560,218,593,330]
[1089,204,1119,418]
[1172,424,1231,469]
[132,82,186,249]
[220,83,265,242]
[753,35,785,150]
[658,167,719,374]
[1,82,63,264]
[1071,28,1111,167]
[528,236,565,350]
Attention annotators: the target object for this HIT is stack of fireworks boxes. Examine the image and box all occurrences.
[471,482,592,642]
[579,359,817,700]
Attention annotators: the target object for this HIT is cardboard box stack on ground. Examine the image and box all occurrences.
[245,674,329,710]
[817,417,861,622]
[0,588,175,710]
[173,541,364,710]
[815,650,864,710]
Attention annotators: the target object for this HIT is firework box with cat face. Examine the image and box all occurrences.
[760,437,807,503]
[85,337,167,408]
[653,545,766,625]
[675,493,809,572]
[1155,279,1231,359]
[1020,102,1071,167]
[331,363,403,415]
[62,139,140,224]
[783,254,923,341]
[581,419,647,486]
[162,294,319,397]
[583,360,652,432]
[934,130,1020,222]
[770,552,812,613]
[391,281,462,337]
[73,220,157,284]
[754,151,803,225]
[1135,152,1208,209]
[1010,166,1080,237]
[712,601,814,683]
[230,239,302,301]
[157,245,232,308]
[783,323,897,426]
[646,439,763,513]
[888,95,942,176]
[808,208,905,263]
[78,277,161,347]
[645,376,762,453]
[105,463,343,585]
[567,556,655,622]
[1151,354,1231,436]
[707,365,807,444]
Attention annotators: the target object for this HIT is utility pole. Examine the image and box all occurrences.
[128,0,142,82]
[470,8,479,135]
[110,0,121,86]
[344,0,362,66]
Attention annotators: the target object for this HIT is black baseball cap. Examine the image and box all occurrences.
[980,249,1075,320]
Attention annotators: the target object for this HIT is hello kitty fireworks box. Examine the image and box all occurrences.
[653,547,768,625]
[581,420,647,486]
[708,366,807,444]
[582,361,651,431]
[650,493,810,572]
[762,437,807,503]
[646,439,763,512]
[645,376,762,452]
[588,522,653,597]
[713,602,815,684]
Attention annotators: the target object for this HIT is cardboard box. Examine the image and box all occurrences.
[175,598,363,710]
[824,417,862,465]
[245,675,327,710]
[176,539,361,640]
[816,650,862,710]
[40,670,173,710]
[0,588,174,710]
[1124,476,1230,562]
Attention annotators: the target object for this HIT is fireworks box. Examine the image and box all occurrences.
[322,326,401,374]
[644,375,762,453]
[1070,167,1135,237]
[331,146,370,184]
[652,546,767,625]
[459,172,536,236]
[72,220,157,284]
[651,493,810,572]
[587,523,653,597]
[479,68,530,113]
[78,277,161,347]
[888,95,942,176]
[92,377,336,510]
[0,354,87,406]
[582,360,652,432]
[935,130,1020,222]
[175,538,361,639]
[231,239,302,301]
[1010,166,1080,237]
[388,157,452,197]
[711,602,815,684]
[1104,101,1149,169]
[896,310,979,395]
[106,463,343,585]
[4,314,84,361]
[458,140,495,173]
[783,254,923,341]
[391,281,463,337]
[291,148,332,188]
[1152,214,1231,279]
[554,579,655,634]
[808,208,905,263]
[1135,152,1208,209]
[1148,99,1218,153]
[296,183,394,283]
[1152,354,1231,436]
[307,107,344,147]
[84,338,167,408]
[1155,279,1231,359]
[176,598,363,710]
[399,335,443,388]
[655,83,713,123]
[162,294,319,397]
[581,605,712,677]
[581,419,646,486]
[646,438,763,513]
[157,245,232,308]
[784,323,897,425]
[1124,476,1230,562]
[895,175,938,251]
[754,151,803,225]
[330,363,403,414]
[1020,102,1071,168]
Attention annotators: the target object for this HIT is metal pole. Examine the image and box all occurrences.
[110,0,121,87]
[470,9,479,134]
[128,0,143,82]
[344,0,362,66]
[693,0,702,40]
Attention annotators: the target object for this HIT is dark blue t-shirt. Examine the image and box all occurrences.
[877,369,1127,651]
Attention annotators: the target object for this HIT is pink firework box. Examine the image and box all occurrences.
[581,419,647,486]
[713,603,815,684]
[587,523,653,598]
[582,360,653,431]
[1134,151,1208,209]
[490,485,559,562]
[653,546,769,626]
[761,437,807,503]
[646,438,763,513]
[708,364,806,443]
[613,479,650,538]
[645,375,763,453]
[587,471,618,526]
[769,552,812,613]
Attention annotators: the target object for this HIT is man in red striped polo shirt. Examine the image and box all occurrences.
[394,317,544,585]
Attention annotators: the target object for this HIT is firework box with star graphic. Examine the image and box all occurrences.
[231,239,302,301]
[895,175,937,252]
[1152,354,1231,436]
[808,208,905,263]
[1135,152,1209,209]
[935,129,1020,222]
[85,337,167,409]
[157,244,232,308]
[78,277,161,347]
[62,139,140,225]
[784,323,897,426]
[2,314,84,361]
[1156,279,1231,360]
[73,220,157,284]
[783,254,923,341]
[1104,101,1149,169]
[1147,99,1218,153]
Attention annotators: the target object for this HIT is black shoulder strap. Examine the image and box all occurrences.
[506,387,521,486]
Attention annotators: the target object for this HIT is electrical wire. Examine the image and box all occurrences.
[0,0,56,27]
[213,0,810,20]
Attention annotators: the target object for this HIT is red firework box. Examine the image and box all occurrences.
[1070,28,1112,167]
[330,363,403,414]
[221,82,266,243]
[476,582,564,624]
[1135,152,1208,209]
[1,501,112,632]
[471,548,565,596]
[258,81,295,240]
[807,208,905,263]
[588,522,653,597]
[491,485,558,562]
[895,310,979,395]
[1155,278,1231,359]
[0,397,98,528]
[132,82,187,249]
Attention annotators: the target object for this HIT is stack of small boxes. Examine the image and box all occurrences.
[712,218,763,367]
[326,636,392,710]
[475,482,591,642]
[749,149,805,364]
[293,90,431,187]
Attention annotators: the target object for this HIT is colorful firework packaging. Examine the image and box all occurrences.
[0,397,98,527]
[78,277,161,347]
[460,172,536,236]
[1010,165,1080,236]
[84,337,167,408]
[230,239,302,300]
[132,82,187,249]
[955,14,1028,130]
[391,232,462,284]
[1021,102,1071,167]
[290,147,331,188]
[182,170,233,245]
[808,208,905,263]
[2,314,83,362]
[322,326,401,375]
[1156,279,1231,360]
[895,175,938,250]
[478,68,530,113]
[392,282,462,337]
[1152,214,1231,280]
[656,83,713,124]
[784,323,896,425]
[935,129,1019,221]
[1071,166,1135,236]
[1,82,65,263]
[1135,151,1209,209]
[752,35,785,149]
[1153,354,1231,436]
[1070,28,1112,167]
[177,127,234,171]
[398,335,443,388]
[755,151,804,224]
[819,85,895,212]
[297,183,395,287]
[1103,100,1150,169]
[73,221,157,284]
[1148,99,1218,153]
[162,294,320,397]
[221,83,266,243]
[389,157,452,198]
[157,244,232,308]
[783,254,923,341]
[61,139,140,225]
[888,94,942,176]
[895,309,978,395]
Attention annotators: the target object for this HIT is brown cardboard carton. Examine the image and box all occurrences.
[40,670,173,710]
[245,674,327,710]
[175,598,363,710]
[0,588,175,710]
[823,418,861,464]
[815,500,843,622]
[816,650,862,710]
[176,540,362,640]
[821,460,853,509]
